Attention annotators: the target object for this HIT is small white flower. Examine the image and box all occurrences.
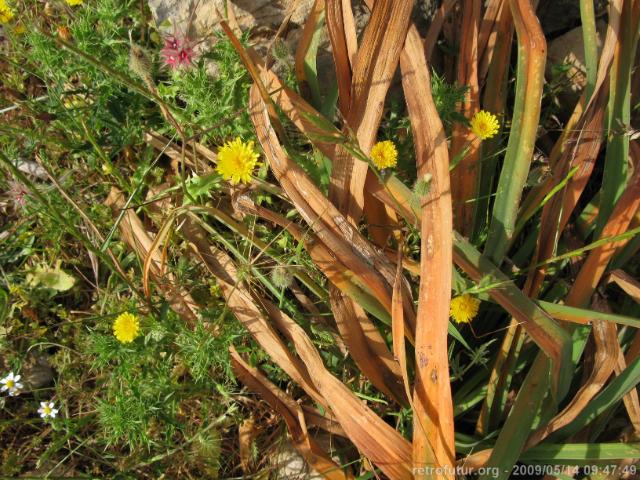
[1,372,23,396]
[38,401,59,419]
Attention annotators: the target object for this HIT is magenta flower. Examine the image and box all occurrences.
[8,181,29,208]
[162,49,179,68]
[160,33,196,70]
[163,35,181,51]
[177,45,194,67]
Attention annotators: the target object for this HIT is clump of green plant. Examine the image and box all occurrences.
[3,0,640,479]
[0,0,270,477]
[157,31,255,143]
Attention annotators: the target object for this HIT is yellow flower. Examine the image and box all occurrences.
[101,162,113,175]
[113,312,140,343]
[65,0,84,6]
[0,2,15,24]
[449,294,480,324]
[216,137,260,185]
[470,110,500,140]
[370,140,398,169]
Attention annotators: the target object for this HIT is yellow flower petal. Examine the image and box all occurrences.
[113,312,140,343]
[216,137,260,185]
[370,140,398,170]
[470,110,500,140]
[0,3,15,24]
[449,294,480,324]
[65,0,84,6]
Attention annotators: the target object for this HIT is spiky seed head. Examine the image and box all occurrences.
[271,265,293,289]
[414,173,432,197]
[128,43,153,89]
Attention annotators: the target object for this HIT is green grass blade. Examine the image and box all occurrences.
[521,442,640,464]
[0,289,7,323]
[611,233,640,269]
[533,224,640,268]
[580,0,598,101]
[555,356,640,439]
[514,166,579,237]
[479,356,551,480]
[484,1,546,265]
[302,10,326,111]
[538,301,640,327]
[594,0,637,236]
[454,383,488,417]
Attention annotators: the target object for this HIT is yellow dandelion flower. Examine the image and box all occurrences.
[370,140,398,169]
[0,2,15,24]
[14,23,26,34]
[470,110,500,140]
[65,0,84,6]
[113,312,140,343]
[449,294,480,324]
[216,137,260,185]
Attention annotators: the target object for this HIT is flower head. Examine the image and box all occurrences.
[177,46,195,67]
[164,35,181,51]
[1,372,23,396]
[57,25,71,40]
[65,0,84,6]
[216,137,260,185]
[161,33,196,70]
[370,140,398,170]
[470,111,500,140]
[449,294,481,324]
[413,173,432,197]
[271,265,293,289]
[113,312,140,343]
[0,1,14,24]
[38,401,59,419]
[8,181,29,208]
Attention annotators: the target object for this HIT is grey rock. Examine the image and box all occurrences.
[147,0,314,37]
[21,352,54,390]
[547,21,607,94]
[273,433,347,480]
[17,160,48,180]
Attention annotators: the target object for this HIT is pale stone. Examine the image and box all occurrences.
[546,21,606,93]
[147,0,315,36]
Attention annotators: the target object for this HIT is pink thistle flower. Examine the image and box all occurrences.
[161,49,179,69]
[160,33,197,70]
[177,45,195,67]
[163,35,181,51]
[8,181,29,208]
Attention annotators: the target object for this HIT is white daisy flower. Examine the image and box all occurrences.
[0,372,23,396]
[38,401,59,419]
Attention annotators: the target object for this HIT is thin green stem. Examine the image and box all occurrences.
[579,0,598,101]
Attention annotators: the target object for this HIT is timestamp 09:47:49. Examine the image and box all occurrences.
[511,463,638,477]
